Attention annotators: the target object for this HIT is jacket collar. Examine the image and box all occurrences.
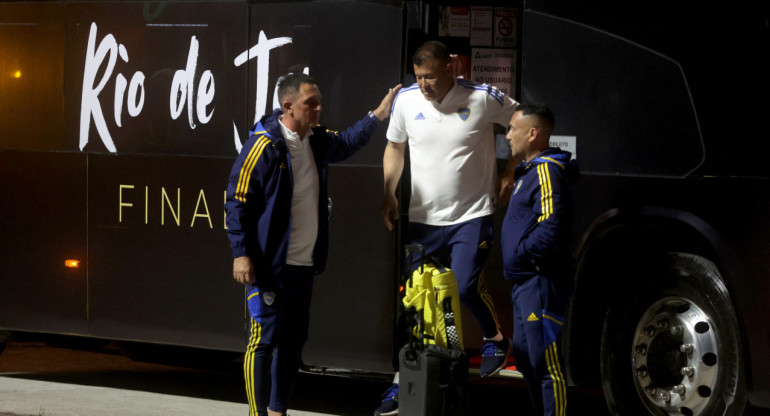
[528,148,572,167]
[256,109,327,146]
[255,109,286,144]
[516,147,579,184]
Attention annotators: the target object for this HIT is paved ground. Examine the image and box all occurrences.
[0,337,607,415]
[0,339,391,416]
[0,376,248,416]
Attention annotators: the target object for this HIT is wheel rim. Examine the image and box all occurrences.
[631,296,719,415]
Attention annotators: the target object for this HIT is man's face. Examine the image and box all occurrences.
[413,58,453,103]
[506,111,533,160]
[288,83,322,135]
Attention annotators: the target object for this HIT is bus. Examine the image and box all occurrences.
[1,1,768,414]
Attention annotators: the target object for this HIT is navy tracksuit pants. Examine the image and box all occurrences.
[511,274,570,416]
[244,265,314,416]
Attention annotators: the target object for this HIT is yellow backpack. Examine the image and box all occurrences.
[402,245,464,351]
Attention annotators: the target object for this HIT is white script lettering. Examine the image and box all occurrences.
[80,23,147,153]
[170,36,215,129]
[79,23,306,155]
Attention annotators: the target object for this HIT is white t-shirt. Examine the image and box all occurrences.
[279,119,319,266]
[387,78,518,225]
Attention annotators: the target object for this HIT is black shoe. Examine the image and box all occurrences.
[373,383,399,415]
[479,338,510,377]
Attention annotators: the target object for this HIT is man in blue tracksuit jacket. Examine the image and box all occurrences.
[225,73,400,416]
[501,103,578,416]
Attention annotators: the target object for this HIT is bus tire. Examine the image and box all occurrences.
[600,252,746,415]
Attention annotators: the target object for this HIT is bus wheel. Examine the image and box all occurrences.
[600,252,746,416]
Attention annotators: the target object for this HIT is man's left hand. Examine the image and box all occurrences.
[497,155,521,205]
[372,84,402,121]
[498,173,515,205]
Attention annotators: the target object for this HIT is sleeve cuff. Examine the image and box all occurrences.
[231,246,248,258]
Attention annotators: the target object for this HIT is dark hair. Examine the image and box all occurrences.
[516,102,555,131]
[277,72,316,103]
[412,41,450,66]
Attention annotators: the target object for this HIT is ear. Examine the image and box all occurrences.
[282,99,292,115]
[527,126,539,143]
[443,60,454,75]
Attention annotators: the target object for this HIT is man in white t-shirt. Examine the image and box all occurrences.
[375,41,518,416]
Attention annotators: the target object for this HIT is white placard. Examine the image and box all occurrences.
[550,135,577,160]
[496,135,578,160]
[470,7,493,46]
[494,8,517,48]
[471,48,516,96]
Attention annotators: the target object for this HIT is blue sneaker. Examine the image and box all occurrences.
[373,383,399,415]
[479,337,510,377]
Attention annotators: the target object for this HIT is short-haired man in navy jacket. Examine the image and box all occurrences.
[501,102,578,416]
[225,72,400,416]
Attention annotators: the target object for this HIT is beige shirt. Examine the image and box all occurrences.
[279,118,320,266]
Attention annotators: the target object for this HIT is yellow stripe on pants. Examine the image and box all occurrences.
[545,342,567,416]
[244,318,262,416]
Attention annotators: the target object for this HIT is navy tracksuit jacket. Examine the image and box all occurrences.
[501,147,578,416]
[224,109,380,283]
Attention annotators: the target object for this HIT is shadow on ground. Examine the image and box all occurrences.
[0,335,607,416]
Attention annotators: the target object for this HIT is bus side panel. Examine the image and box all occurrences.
[305,165,396,372]
[62,2,251,350]
[0,3,66,152]
[520,11,703,177]
[87,154,243,350]
[0,151,88,334]
[0,3,88,334]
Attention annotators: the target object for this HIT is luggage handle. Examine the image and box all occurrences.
[405,305,425,351]
[405,243,425,276]
[405,243,448,276]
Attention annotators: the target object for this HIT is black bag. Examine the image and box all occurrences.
[398,343,469,416]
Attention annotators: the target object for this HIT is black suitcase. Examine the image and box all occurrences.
[398,343,468,416]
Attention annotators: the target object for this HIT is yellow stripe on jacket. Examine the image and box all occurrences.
[537,164,554,222]
[235,135,271,202]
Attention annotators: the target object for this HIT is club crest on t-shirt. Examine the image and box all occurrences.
[457,107,470,121]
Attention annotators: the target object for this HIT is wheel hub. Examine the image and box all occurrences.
[632,297,719,415]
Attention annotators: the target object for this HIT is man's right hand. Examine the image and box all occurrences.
[382,193,399,232]
[233,256,255,285]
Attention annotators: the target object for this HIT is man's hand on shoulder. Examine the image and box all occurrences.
[372,84,402,121]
